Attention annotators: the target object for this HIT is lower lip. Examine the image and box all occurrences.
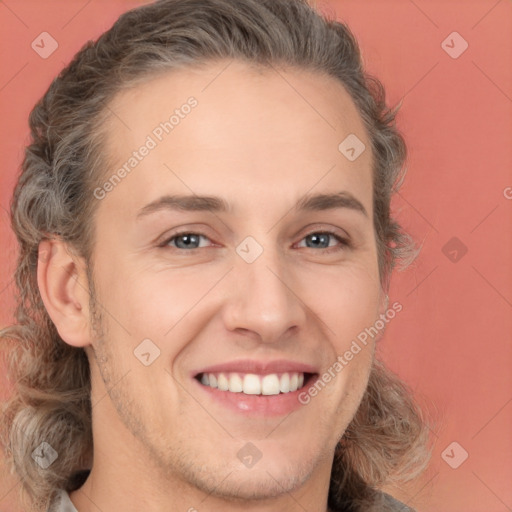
[193,375,317,416]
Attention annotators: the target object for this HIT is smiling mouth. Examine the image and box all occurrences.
[195,372,316,396]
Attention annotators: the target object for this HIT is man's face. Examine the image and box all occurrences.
[85,60,385,499]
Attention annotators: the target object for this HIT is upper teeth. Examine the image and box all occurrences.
[200,372,305,395]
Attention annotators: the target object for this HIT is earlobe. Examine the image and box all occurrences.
[37,238,92,348]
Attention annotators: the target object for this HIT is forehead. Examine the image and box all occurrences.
[97,60,372,217]
[104,59,368,144]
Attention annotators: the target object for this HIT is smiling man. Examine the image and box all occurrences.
[0,1,429,511]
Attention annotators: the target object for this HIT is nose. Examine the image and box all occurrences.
[221,243,307,345]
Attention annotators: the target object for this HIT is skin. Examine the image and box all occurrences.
[38,60,388,512]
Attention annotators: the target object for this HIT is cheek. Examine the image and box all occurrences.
[307,264,379,407]
[90,261,222,384]
[335,358,373,432]
[94,257,208,336]
[305,263,382,343]
[320,266,379,417]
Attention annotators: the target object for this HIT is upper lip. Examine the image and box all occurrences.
[192,359,318,377]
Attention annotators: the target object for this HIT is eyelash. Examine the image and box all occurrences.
[159,230,351,254]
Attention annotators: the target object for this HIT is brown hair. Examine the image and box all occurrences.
[0,0,429,510]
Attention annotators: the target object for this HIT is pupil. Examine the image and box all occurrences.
[177,234,199,249]
[308,233,328,248]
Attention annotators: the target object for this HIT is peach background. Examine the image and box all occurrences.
[1,1,511,511]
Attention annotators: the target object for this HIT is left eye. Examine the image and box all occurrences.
[162,231,348,251]
[296,232,347,250]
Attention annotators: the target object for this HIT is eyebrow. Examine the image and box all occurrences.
[136,191,368,219]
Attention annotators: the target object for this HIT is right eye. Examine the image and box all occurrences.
[160,232,214,250]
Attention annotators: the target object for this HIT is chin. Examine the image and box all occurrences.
[208,463,312,502]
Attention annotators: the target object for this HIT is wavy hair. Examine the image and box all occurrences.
[0,0,430,510]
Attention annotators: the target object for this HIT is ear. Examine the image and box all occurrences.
[37,238,92,348]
